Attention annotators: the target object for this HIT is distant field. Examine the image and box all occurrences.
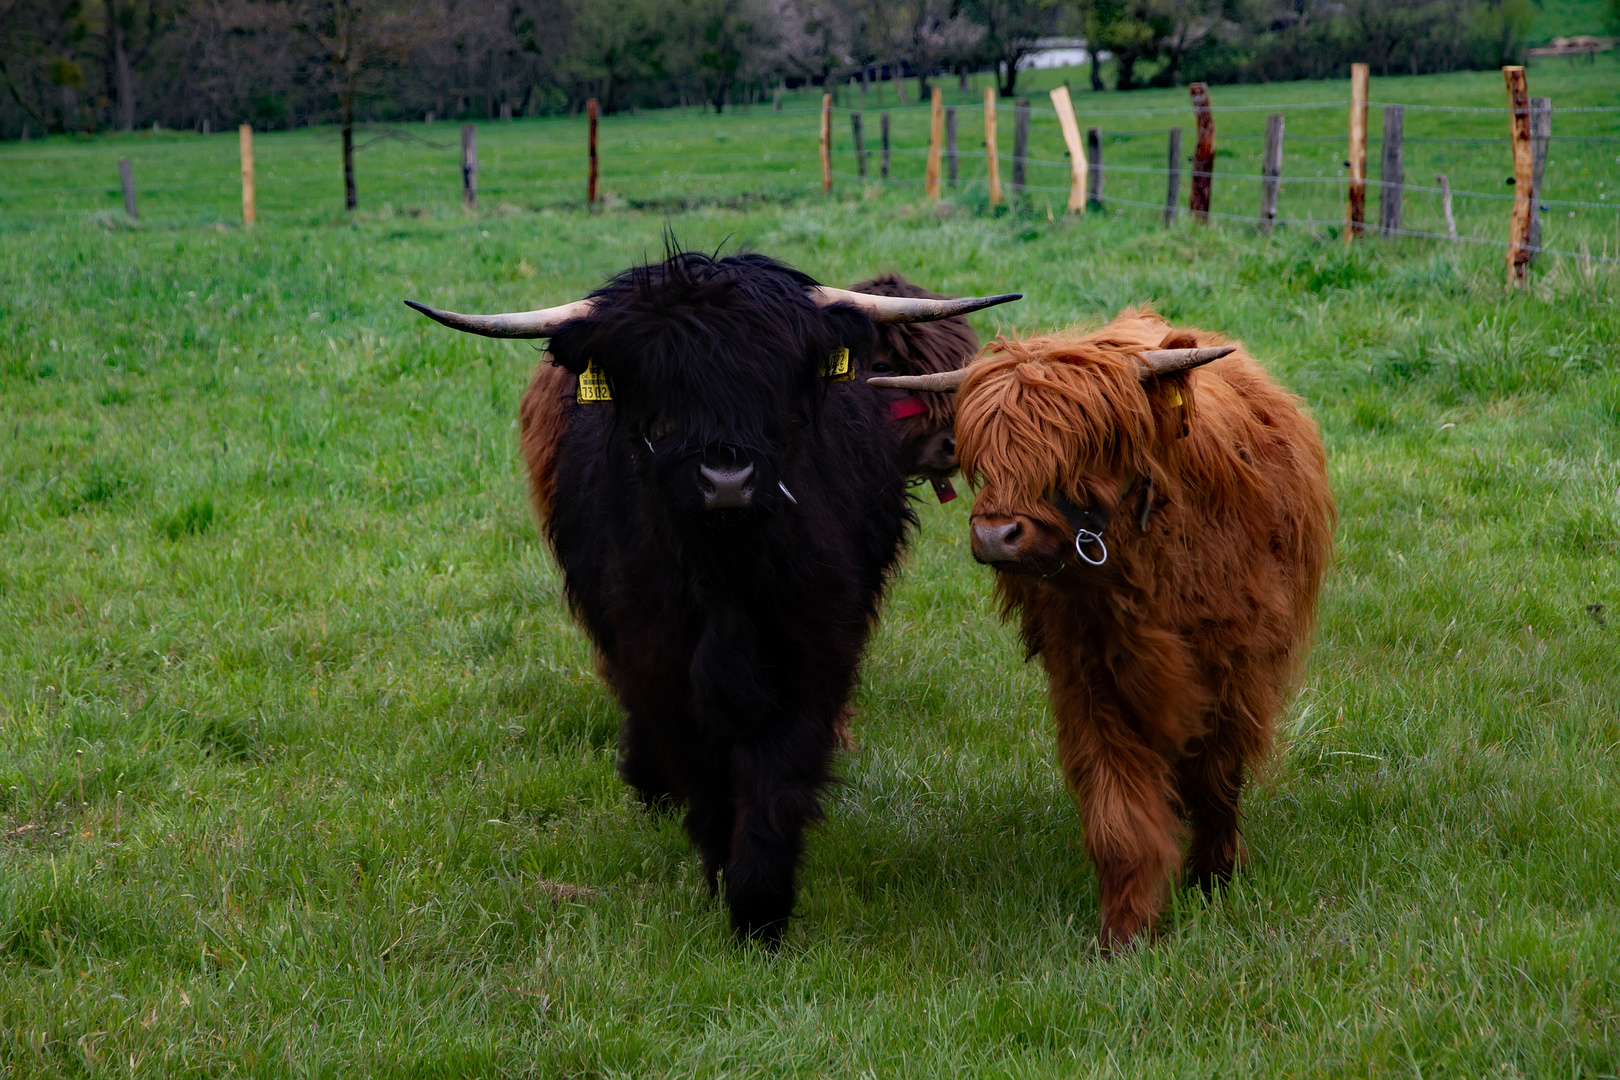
[2,56,1617,259]
[2,60,1619,1079]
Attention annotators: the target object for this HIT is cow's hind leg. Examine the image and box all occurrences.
[723,728,834,944]
[682,743,736,896]
[1178,745,1246,892]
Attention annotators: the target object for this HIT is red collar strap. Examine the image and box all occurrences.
[888,395,928,421]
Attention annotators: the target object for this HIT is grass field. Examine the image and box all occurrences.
[2,62,1620,1078]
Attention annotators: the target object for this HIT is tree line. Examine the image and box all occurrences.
[1,0,1551,141]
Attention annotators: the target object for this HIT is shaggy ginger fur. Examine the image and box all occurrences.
[955,308,1335,949]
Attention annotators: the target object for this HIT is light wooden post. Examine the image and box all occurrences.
[1259,113,1283,231]
[925,88,944,199]
[880,112,891,179]
[1011,98,1029,196]
[586,99,599,204]
[238,124,256,227]
[1345,62,1369,242]
[1436,174,1458,241]
[1527,96,1551,257]
[461,124,478,208]
[945,107,958,185]
[820,93,833,194]
[984,88,1002,206]
[118,157,138,221]
[1504,66,1534,285]
[1189,83,1214,223]
[1049,85,1086,214]
[1086,126,1103,210]
[1165,127,1182,226]
[852,112,866,178]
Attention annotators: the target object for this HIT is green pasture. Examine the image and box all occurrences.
[2,62,1619,1078]
[3,56,1618,256]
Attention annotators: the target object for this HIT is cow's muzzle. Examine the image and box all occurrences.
[699,462,756,511]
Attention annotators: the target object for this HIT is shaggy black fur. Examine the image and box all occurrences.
[542,251,914,943]
[849,274,979,483]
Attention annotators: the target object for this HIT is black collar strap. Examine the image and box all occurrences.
[1048,476,1156,568]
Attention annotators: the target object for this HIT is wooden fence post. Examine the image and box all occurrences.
[1504,66,1534,285]
[1527,96,1551,258]
[1049,85,1086,214]
[1345,62,1369,242]
[1164,127,1182,226]
[1189,83,1214,223]
[1436,174,1459,241]
[852,112,866,178]
[462,123,478,208]
[586,99,599,204]
[1011,98,1030,196]
[946,107,958,185]
[984,88,1002,206]
[926,87,943,200]
[820,93,833,193]
[881,112,891,179]
[1378,104,1404,237]
[118,157,138,221]
[1087,127,1103,210]
[238,124,256,227]
[1259,113,1283,231]
[773,84,783,113]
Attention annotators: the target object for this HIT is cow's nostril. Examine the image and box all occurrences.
[699,463,756,510]
[941,436,957,457]
[972,520,1023,562]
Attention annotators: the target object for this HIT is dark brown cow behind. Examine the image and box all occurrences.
[873,307,1335,950]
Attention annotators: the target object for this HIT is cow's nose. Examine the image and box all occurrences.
[699,463,756,510]
[971,520,1022,562]
[941,435,957,458]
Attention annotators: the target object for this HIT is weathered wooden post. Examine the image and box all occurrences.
[820,94,833,193]
[1049,85,1086,214]
[1504,66,1534,286]
[238,124,256,227]
[984,88,1002,206]
[1189,83,1214,222]
[1164,127,1182,226]
[586,99,599,204]
[1086,127,1103,210]
[1378,105,1404,237]
[1527,96,1551,258]
[926,87,943,200]
[462,123,478,208]
[945,107,958,185]
[1011,98,1030,196]
[118,157,138,221]
[852,112,867,178]
[1259,113,1284,232]
[1345,62,1369,242]
[1436,174,1458,241]
[881,112,891,179]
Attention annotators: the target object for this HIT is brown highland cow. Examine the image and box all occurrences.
[872,308,1335,950]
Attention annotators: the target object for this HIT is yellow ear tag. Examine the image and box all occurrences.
[577,361,611,402]
[823,347,852,382]
[1167,386,1184,407]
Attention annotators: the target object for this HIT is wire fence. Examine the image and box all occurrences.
[1,85,1616,268]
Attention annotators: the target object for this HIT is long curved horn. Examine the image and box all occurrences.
[812,287,1021,324]
[867,345,1237,393]
[1136,345,1235,377]
[403,298,596,339]
[866,368,971,392]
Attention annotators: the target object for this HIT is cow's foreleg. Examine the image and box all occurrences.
[722,728,833,944]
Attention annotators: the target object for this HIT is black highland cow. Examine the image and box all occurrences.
[407,252,1017,942]
[850,274,980,504]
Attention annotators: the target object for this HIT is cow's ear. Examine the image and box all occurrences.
[1147,331,1198,443]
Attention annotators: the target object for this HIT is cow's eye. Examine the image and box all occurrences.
[642,416,677,441]
[871,362,894,375]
